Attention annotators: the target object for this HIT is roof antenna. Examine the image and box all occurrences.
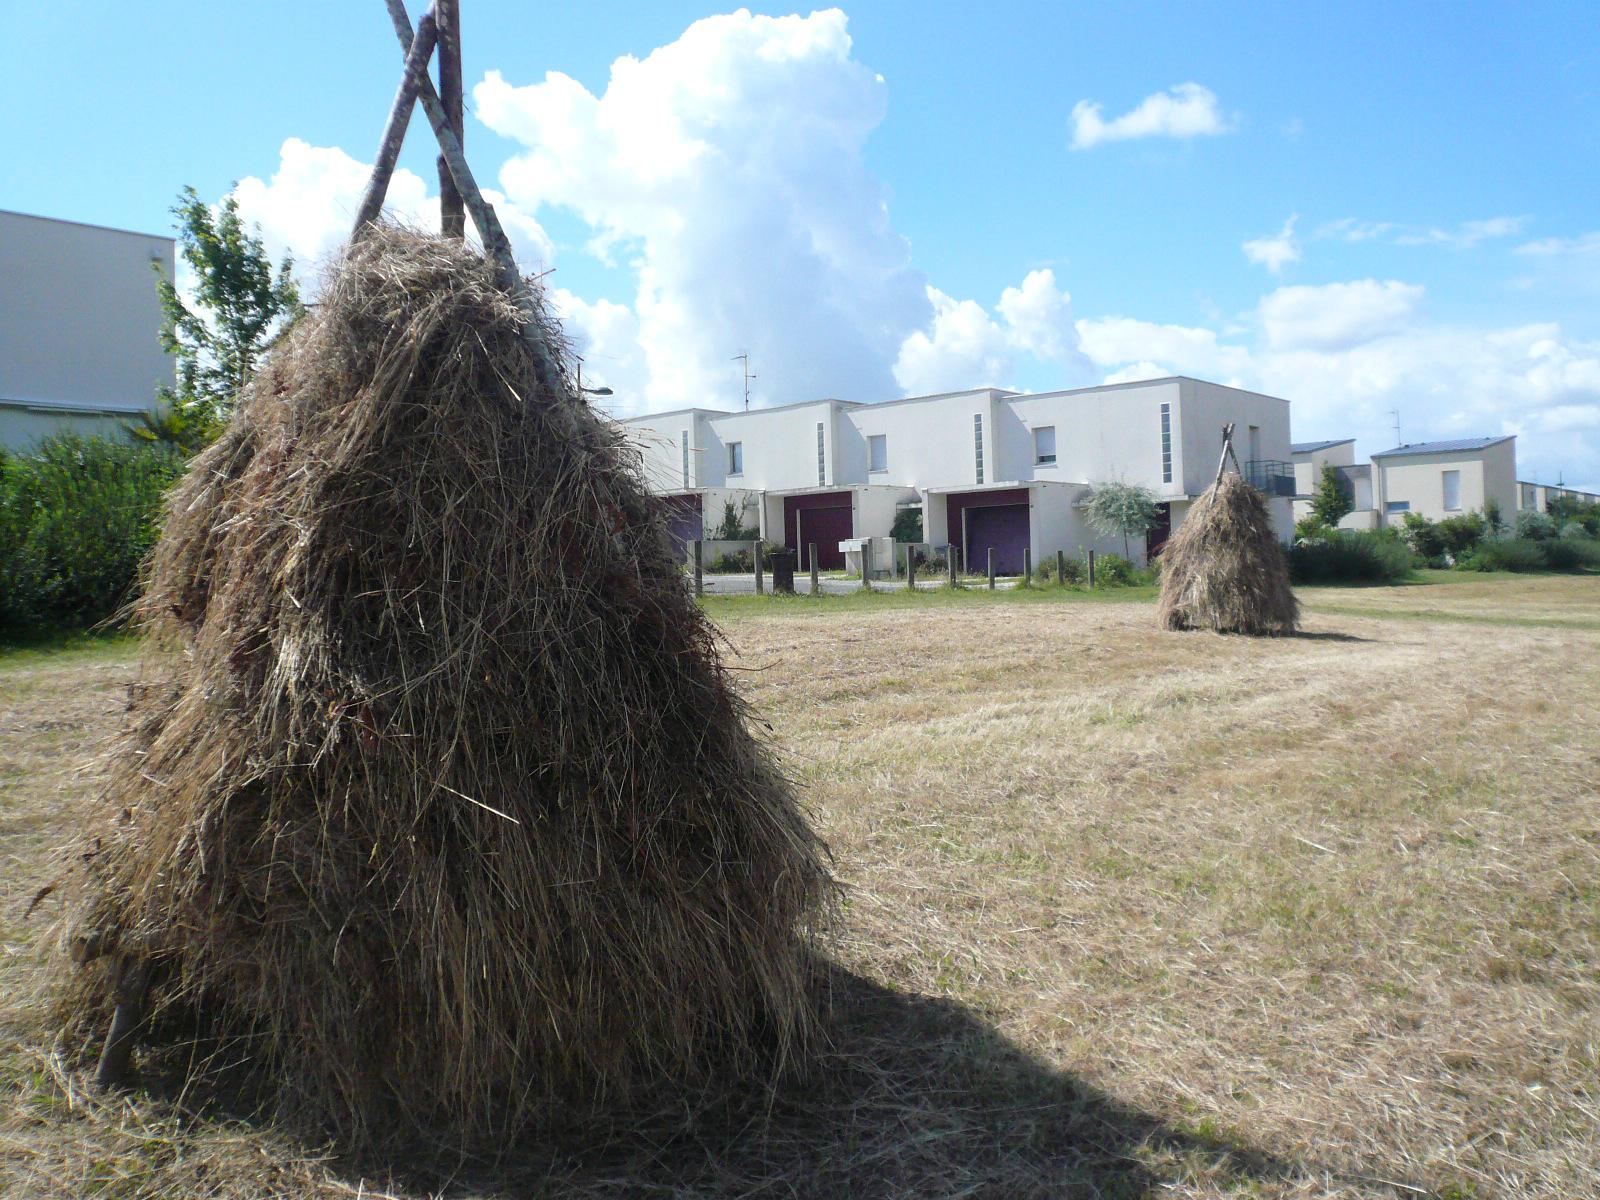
[1389,408,1401,446]
[732,352,756,411]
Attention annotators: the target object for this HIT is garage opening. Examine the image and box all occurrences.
[945,487,1030,574]
[784,492,853,570]
[662,494,702,559]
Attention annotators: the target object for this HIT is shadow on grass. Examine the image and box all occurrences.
[333,966,1351,1199]
[1286,629,1376,644]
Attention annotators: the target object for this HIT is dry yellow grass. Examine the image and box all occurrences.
[4,575,1598,1197]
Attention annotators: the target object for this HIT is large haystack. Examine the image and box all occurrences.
[53,227,833,1149]
[1157,471,1299,635]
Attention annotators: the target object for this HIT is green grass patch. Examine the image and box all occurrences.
[0,627,138,670]
[698,583,1159,620]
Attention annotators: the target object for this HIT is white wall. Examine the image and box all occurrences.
[846,389,1001,489]
[1007,379,1183,495]
[701,399,844,492]
[0,211,175,449]
[623,409,710,492]
[855,485,917,540]
[1374,441,1517,523]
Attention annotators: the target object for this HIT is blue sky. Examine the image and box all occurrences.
[8,1,1600,487]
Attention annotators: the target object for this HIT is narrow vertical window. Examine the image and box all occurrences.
[727,442,743,475]
[1442,469,1461,510]
[681,430,690,488]
[868,434,887,473]
[816,422,826,486]
[1160,403,1172,484]
[973,413,985,484]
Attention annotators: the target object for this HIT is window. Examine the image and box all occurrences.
[727,441,743,476]
[680,430,690,488]
[1442,469,1461,511]
[1159,403,1172,484]
[973,413,985,484]
[1033,425,1056,465]
[1385,500,1410,514]
[868,433,887,473]
[816,422,826,486]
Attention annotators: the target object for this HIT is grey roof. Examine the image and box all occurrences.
[1370,436,1514,459]
[1290,438,1355,455]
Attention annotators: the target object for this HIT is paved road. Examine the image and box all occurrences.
[695,573,1021,595]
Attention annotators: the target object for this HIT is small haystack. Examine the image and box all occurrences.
[1157,434,1299,635]
[53,227,833,1149]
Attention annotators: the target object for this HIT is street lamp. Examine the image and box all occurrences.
[575,357,613,397]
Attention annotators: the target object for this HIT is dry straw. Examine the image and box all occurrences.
[51,227,833,1150]
[1157,471,1300,635]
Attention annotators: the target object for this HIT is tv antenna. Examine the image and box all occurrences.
[732,352,756,411]
[1389,408,1401,446]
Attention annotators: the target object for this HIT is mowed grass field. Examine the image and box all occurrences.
[2,574,1597,1198]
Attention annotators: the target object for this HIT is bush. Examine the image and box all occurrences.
[0,435,184,631]
[1559,521,1591,541]
[1543,537,1600,571]
[1459,538,1547,572]
[1288,530,1414,583]
[1034,554,1086,584]
[1090,553,1156,588]
[1400,511,1486,566]
[1294,515,1329,541]
[1514,510,1556,540]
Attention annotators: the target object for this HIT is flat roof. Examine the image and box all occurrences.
[1371,436,1514,458]
[0,207,173,244]
[1291,438,1355,454]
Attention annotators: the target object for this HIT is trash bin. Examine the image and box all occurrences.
[769,548,797,594]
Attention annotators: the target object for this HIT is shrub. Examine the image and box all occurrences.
[1559,521,1591,541]
[1090,553,1156,588]
[1543,537,1600,571]
[1033,554,1085,585]
[1288,530,1414,583]
[0,435,183,631]
[1514,510,1556,540]
[1459,538,1547,572]
[1294,515,1329,541]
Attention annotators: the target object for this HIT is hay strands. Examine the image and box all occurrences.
[85,0,517,1093]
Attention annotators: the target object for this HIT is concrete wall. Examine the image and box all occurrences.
[0,211,175,449]
[701,399,844,491]
[1374,440,1518,523]
[1007,379,1183,496]
[624,409,711,492]
[846,389,1001,489]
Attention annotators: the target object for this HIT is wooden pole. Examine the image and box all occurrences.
[860,541,873,591]
[693,540,703,597]
[754,540,764,595]
[352,7,440,235]
[906,546,917,591]
[434,0,465,239]
[1056,549,1066,587]
[1087,549,1096,589]
[987,547,996,590]
[809,544,819,595]
[1022,546,1032,587]
[382,1,562,395]
[95,956,151,1090]
[947,547,957,589]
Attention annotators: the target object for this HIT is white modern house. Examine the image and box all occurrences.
[0,210,174,450]
[622,377,1294,572]
[1291,439,1373,528]
[1370,437,1519,524]
[1519,479,1600,514]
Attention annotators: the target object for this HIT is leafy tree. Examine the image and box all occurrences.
[140,187,303,451]
[1309,464,1353,528]
[1482,497,1504,536]
[1084,480,1159,560]
[714,496,758,540]
[890,507,923,543]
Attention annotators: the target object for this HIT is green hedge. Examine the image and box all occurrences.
[1288,530,1414,583]
[0,436,183,632]
[1458,536,1600,573]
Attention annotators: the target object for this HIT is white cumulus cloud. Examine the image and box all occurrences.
[1070,83,1231,150]
[476,9,931,413]
[1258,279,1424,351]
[1242,215,1301,275]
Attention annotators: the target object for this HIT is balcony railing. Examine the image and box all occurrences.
[1243,459,1297,498]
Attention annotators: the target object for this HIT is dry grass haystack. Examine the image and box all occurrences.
[1157,471,1299,635]
[53,227,833,1149]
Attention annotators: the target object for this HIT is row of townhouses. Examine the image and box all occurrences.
[1292,437,1599,528]
[621,378,1295,573]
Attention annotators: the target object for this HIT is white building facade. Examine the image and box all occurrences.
[0,210,174,450]
[621,377,1294,571]
[1370,437,1519,525]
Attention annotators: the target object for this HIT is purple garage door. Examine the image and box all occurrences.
[964,504,1030,574]
[784,493,854,570]
[663,495,702,557]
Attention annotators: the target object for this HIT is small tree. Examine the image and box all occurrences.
[890,507,923,543]
[1309,464,1353,528]
[1084,480,1159,560]
[142,187,303,451]
[1483,497,1504,536]
[715,496,758,540]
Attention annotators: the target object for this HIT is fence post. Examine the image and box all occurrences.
[809,544,819,595]
[693,540,703,596]
[1087,549,1096,589]
[754,540,764,595]
[861,540,873,591]
[987,547,996,590]
[947,547,957,589]
[1056,549,1066,587]
[906,546,917,591]
[1022,547,1032,587]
